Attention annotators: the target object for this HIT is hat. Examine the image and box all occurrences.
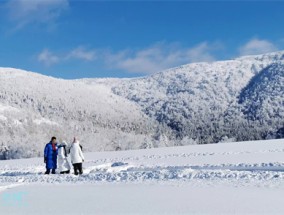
[61,141,68,146]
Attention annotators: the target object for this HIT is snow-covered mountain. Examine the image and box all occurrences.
[0,51,284,159]
[111,51,284,143]
[0,68,171,159]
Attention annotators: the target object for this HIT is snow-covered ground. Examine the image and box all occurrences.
[1,139,284,214]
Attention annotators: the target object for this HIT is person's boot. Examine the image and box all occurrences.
[51,169,56,174]
[45,169,50,174]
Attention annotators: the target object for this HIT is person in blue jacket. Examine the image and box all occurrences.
[44,136,59,174]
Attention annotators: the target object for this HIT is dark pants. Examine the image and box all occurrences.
[45,168,56,174]
[73,163,83,175]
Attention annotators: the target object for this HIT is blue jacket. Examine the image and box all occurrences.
[44,142,59,169]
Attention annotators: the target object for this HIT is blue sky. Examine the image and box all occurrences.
[0,0,284,79]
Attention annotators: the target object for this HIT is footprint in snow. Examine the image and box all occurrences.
[111,162,128,167]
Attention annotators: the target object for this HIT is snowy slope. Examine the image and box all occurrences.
[238,63,284,121]
[0,68,170,158]
[0,139,284,214]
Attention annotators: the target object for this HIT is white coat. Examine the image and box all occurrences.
[57,145,71,172]
[70,141,85,164]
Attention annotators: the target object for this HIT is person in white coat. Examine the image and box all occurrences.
[69,137,84,175]
[57,141,71,174]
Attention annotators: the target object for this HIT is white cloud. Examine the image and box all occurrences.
[35,42,221,73]
[37,46,96,66]
[37,49,59,66]
[103,42,219,74]
[186,42,217,62]
[66,47,96,61]
[239,38,278,56]
[6,0,69,30]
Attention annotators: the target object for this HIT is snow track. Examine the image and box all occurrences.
[1,162,284,185]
